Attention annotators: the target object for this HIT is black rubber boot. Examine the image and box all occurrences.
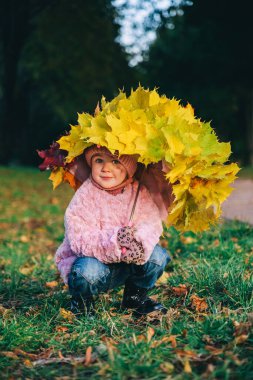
[121,281,167,315]
[70,295,95,316]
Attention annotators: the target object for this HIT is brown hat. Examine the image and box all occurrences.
[85,145,138,178]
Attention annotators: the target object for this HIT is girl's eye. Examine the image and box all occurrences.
[112,159,120,165]
[95,158,103,163]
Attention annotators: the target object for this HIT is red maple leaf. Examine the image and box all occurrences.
[37,142,66,171]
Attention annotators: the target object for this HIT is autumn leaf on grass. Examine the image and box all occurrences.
[23,359,33,368]
[233,320,252,336]
[156,271,170,286]
[160,362,174,374]
[55,326,69,333]
[204,345,224,356]
[190,294,208,312]
[172,284,188,296]
[0,351,19,360]
[159,238,168,249]
[0,304,12,318]
[101,337,118,351]
[184,359,192,373]
[19,265,35,275]
[146,309,164,323]
[84,346,92,366]
[45,281,58,288]
[97,363,110,376]
[234,335,249,344]
[180,236,197,245]
[151,335,177,348]
[233,320,251,345]
[175,349,199,360]
[20,235,30,243]
[147,327,155,343]
[59,308,75,322]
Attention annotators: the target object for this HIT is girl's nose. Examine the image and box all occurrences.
[102,162,111,171]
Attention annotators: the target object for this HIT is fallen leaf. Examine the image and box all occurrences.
[168,335,177,348]
[136,334,146,342]
[19,265,35,275]
[176,349,199,359]
[234,243,242,253]
[0,351,19,360]
[109,307,117,316]
[159,238,168,248]
[20,235,29,243]
[23,358,33,367]
[97,363,110,376]
[45,281,58,288]
[160,362,174,374]
[84,346,92,366]
[59,308,75,322]
[180,236,196,245]
[205,345,224,355]
[101,337,118,351]
[190,294,208,312]
[55,326,69,333]
[156,271,170,285]
[147,327,155,343]
[58,351,64,359]
[146,309,164,323]
[213,239,220,247]
[234,335,249,344]
[50,197,59,205]
[184,359,192,373]
[172,284,188,296]
[13,348,38,360]
[0,305,12,317]
[233,320,252,336]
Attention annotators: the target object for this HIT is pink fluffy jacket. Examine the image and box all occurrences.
[55,177,163,283]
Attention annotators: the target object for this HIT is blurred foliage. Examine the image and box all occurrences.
[0,0,134,165]
[0,0,253,166]
[139,0,253,165]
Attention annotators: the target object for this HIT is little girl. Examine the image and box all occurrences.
[55,145,170,315]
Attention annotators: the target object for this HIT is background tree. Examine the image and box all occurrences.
[0,0,133,165]
[140,0,253,165]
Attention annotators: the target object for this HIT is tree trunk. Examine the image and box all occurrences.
[247,89,253,166]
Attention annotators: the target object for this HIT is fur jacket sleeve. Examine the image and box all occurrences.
[129,184,163,264]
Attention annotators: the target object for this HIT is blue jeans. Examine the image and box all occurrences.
[68,244,170,298]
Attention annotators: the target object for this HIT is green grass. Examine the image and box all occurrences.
[0,166,253,379]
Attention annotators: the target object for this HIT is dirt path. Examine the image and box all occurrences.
[222,179,253,225]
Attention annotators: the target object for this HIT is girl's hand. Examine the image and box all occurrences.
[117,226,135,248]
[121,239,145,264]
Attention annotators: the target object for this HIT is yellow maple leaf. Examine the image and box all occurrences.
[49,168,64,189]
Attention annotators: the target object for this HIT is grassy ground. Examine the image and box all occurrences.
[0,167,252,379]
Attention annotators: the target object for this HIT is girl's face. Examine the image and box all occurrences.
[91,153,128,188]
